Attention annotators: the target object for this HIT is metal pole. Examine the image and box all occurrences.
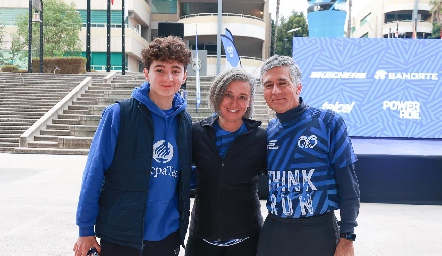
[86,0,91,72]
[122,0,125,75]
[216,0,222,74]
[106,0,111,72]
[28,0,33,73]
[39,0,44,73]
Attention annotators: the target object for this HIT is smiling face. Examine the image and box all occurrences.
[262,66,302,113]
[144,59,187,109]
[218,80,252,129]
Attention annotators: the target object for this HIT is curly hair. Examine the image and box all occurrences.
[260,55,302,85]
[141,36,192,70]
[209,68,256,119]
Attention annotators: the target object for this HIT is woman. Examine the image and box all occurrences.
[185,68,267,256]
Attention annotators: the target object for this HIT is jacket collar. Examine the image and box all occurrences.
[200,114,262,131]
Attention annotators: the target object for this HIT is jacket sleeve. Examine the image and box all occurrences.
[335,163,360,233]
[76,104,120,236]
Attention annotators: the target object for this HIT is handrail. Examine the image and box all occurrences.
[179,13,263,22]
[207,55,263,61]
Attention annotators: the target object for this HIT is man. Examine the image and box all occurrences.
[257,55,360,256]
[73,36,192,256]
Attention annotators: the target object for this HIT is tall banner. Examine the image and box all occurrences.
[292,37,442,138]
[195,25,201,112]
[225,28,234,43]
[221,28,241,69]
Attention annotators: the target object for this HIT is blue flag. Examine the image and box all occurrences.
[225,28,234,43]
[221,35,241,69]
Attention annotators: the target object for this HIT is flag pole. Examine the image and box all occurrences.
[195,24,201,113]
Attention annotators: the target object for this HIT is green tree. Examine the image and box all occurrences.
[9,33,26,65]
[430,0,442,38]
[0,23,5,64]
[275,11,308,57]
[15,0,82,57]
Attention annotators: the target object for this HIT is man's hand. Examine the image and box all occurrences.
[334,238,354,256]
[73,236,101,256]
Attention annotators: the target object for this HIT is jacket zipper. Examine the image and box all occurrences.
[215,128,251,241]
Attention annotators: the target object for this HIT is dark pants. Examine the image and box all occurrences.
[185,235,260,256]
[256,212,339,256]
[100,231,180,256]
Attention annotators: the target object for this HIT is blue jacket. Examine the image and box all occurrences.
[76,82,192,249]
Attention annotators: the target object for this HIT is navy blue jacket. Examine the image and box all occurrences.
[95,98,192,249]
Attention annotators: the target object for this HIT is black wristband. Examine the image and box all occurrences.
[340,233,356,241]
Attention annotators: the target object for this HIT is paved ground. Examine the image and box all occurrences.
[1,153,441,256]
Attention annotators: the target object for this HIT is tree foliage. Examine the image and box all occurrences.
[430,0,442,24]
[0,23,5,64]
[273,11,309,57]
[430,0,442,38]
[15,0,82,58]
[9,33,25,65]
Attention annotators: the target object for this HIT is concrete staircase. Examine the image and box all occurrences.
[0,73,93,153]
[13,72,141,154]
[4,72,273,155]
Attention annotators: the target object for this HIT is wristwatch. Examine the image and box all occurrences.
[340,233,356,241]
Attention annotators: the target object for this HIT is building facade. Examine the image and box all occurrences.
[352,0,433,38]
[0,0,270,76]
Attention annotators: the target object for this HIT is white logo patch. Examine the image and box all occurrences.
[298,135,317,149]
[267,140,279,149]
[153,140,174,163]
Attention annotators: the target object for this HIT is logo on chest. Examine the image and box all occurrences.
[298,135,317,149]
[153,140,174,163]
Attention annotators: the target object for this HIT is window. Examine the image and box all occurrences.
[397,13,412,21]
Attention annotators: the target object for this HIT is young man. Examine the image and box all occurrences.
[73,36,192,256]
[257,55,360,256]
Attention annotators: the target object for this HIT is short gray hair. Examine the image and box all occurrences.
[209,68,256,119]
[260,55,302,85]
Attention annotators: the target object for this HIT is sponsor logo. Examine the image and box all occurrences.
[310,71,367,79]
[375,70,438,80]
[383,101,421,120]
[267,140,279,149]
[321,102,355,113]
[153,140,174,163]
[298,135,318,149]
[374,70,388,79]
[226,45,235,57]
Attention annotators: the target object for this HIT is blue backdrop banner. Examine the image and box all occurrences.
[291,37,442,138]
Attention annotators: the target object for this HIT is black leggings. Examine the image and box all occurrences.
[100,231,180,256]
[185,235,260,256]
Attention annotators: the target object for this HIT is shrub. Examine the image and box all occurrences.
[1,65,19,72]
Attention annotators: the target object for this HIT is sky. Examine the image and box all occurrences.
[268,0,365,21]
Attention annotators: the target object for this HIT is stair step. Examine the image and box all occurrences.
[0,137,19,143]
[13,147,89,155]
[27,141,59,148]
[34,135,59,142]
[52,119,81,125]
[46,124,71,130]
[63,109,90,115]
[40,129,71,136]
